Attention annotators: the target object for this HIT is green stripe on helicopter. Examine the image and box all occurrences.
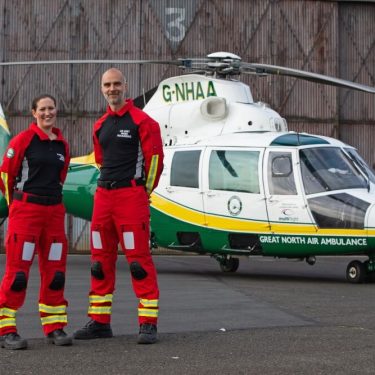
[150,192,375,256]
[150,206,374,257]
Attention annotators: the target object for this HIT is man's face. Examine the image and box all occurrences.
[101,70,127,108]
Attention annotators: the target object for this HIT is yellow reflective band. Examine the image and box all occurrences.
[1,172,9,205]
[40,315,67,326]
[89,294,113,303]
[88,306,112,315]
[140,299,158,308]
[0,307,17,317]
[138,308,158,318]
[146,155,159,195]
[0,318,16,328]
[38,304,67,314]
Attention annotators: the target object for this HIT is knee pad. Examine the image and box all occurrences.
[130,262,148,280]
[49,271,65,291]
[91,261,105,280]
[11,271,27,292]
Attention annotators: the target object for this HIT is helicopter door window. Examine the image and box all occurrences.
[208,150,260,193]
[268,152,297,195]
[170,150,201,188]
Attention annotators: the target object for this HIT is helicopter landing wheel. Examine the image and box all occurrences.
[346,260,366,283]
[219,257,240,273]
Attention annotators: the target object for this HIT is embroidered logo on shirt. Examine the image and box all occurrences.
[56,153,65,162]
[117,129,132,138]
[6,148,14,158]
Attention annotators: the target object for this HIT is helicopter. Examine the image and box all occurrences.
[1,52,375,283]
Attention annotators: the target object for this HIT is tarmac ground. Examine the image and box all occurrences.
[1,254,375,374]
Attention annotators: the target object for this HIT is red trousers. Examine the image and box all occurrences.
[0,199,68,336]
[89,185,159,326]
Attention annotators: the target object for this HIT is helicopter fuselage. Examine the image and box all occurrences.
[150,131,375,260]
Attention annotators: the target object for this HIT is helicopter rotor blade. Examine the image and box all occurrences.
[240,63,375,94]
[1,56,374,94]
[0,59,184,67]
[0,57,234,71]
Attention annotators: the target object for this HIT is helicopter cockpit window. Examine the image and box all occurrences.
[299,147,367,195]
[171,150,201,188]
[209,150,260,193]
[268,152,297,195]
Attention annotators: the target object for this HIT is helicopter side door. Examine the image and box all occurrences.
[154,147,205,249]
[201,147,269,251]
[264,148,316,233]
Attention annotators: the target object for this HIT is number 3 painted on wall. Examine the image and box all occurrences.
[166,8,186,42]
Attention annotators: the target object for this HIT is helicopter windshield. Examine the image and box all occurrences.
[300,147,367,195]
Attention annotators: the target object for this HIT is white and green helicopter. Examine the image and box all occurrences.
[1,52,375,283]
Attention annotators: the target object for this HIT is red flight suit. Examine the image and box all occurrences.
[0,123,70,336]
[88,99,164,326]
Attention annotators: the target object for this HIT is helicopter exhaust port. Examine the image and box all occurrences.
[306,256,316,266]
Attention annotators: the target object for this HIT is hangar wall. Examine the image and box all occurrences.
[0,0,374,251]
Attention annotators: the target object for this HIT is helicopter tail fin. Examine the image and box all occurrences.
[0,104,11,219]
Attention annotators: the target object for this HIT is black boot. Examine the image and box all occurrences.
[1,332,28,350]
[138,323,157,344]
[46,329,73,346]
[73,320,113,340]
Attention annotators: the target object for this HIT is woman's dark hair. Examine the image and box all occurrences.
[31,94,57,111]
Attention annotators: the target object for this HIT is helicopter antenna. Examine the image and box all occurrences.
[142,88,146,107]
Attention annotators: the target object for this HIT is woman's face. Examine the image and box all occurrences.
[32,97,57,131]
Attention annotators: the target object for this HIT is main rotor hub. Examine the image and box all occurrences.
[206,52,241,61]
[177,52,243,77]
[205,52,242,76]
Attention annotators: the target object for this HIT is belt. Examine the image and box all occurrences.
[97,178,145,190]
[13,191,62,206]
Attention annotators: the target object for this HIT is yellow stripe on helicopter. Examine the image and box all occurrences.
[0,116,10,134]
[151,193,371,237]
[0,102,9,133]
[70,152,98,167]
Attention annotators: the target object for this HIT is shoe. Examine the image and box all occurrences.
[73,320,113,340]
[138,323,157,344]
[46,329,73,346]
[1,332,28,350]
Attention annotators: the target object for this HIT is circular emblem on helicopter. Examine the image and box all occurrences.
[227,196,242,216]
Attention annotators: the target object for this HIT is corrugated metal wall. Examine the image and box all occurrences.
[0,0,374,252]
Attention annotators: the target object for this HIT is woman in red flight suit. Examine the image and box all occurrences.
[0,94,72,350]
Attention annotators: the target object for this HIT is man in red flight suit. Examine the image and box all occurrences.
[74,68,164,344]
